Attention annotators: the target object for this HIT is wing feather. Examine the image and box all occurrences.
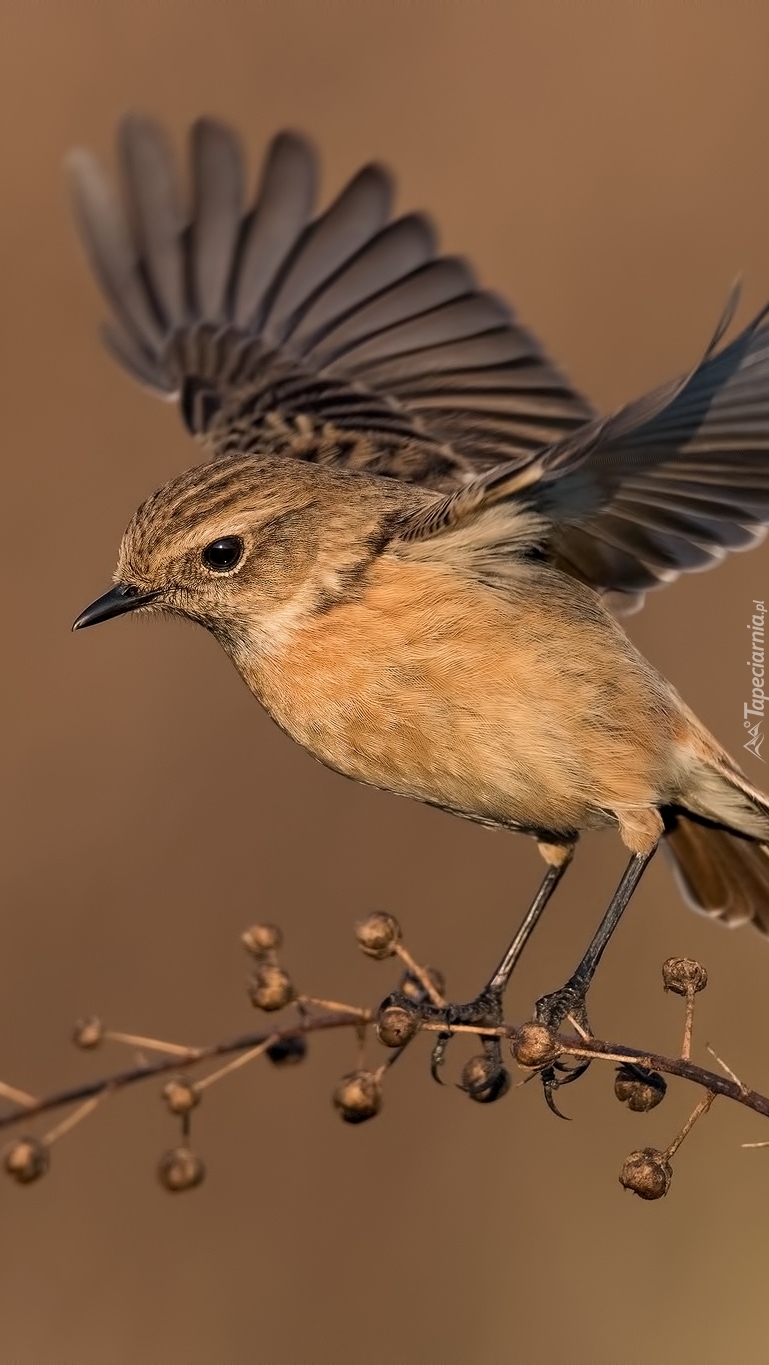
[69,115,593,482]
[71,118,769,605]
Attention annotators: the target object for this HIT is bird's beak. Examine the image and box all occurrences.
[72,583,161,631]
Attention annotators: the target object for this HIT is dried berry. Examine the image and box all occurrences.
[266,1035,308,1067]
[72,1016,104,1049]
[511,1022,560,1070]
[355,912,402,960]
[4,1136,49,1184]
[241,923,283,957]
[376,995,419,1048]
[619,1147,673,1200]
[460,1054,511,1103]
[157,1146,205,1192]
[248,963,294,1011]
[399,966,446,1003]
[332,1069,382,1124]
[162,1076,200,1115]
[662,958,708,996]
[614,1063,667,1113]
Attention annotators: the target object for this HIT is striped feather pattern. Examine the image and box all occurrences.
[70,116,769,608]
[68,115,594,484]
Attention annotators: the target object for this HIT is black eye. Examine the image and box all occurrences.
[202,536,244,572]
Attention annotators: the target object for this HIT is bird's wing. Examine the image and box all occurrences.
[68,116,594,490]
[395,288,769,610]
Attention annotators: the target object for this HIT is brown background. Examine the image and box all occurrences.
[1,2,769,1361]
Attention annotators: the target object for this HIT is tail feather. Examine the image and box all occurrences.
[665,814,769,932]
[668,733,769,932]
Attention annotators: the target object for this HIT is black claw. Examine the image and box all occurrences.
[541,1071,571,1119]
[430,1031,451,1084]
[533,980,594,1114]
[552,1058,591,1087]
[539,1054,591,1116]
[422,990,504,1087]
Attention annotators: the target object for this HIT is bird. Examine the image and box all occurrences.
[69,115,769,1103]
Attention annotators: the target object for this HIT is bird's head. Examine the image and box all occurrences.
[73,454,411,661]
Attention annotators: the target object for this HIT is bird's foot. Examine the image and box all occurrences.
[532,980,592,1118]
[382,986,510,1102]
[432,988,511,1101]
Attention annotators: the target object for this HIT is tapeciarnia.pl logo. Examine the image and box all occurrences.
[745,599,766,761]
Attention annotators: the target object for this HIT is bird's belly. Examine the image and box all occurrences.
[301,702,591,834]
[240,561,681,836]
[249,651,664,837]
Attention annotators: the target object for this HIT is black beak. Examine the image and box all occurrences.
[72,583,160,631]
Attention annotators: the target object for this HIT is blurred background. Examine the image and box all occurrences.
[2,2,769,1360]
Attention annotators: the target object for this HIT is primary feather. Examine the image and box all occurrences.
[69,115,769,612]
[68,115,594,486]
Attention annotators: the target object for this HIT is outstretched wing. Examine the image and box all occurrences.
[553,299,769,606]
[68,116,594,490]
[396,290,769,610]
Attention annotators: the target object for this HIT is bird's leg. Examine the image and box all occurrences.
[535,838,660,1115]
[426,842,575,1091]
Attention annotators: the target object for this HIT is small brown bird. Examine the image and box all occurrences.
[70,116,769,1099]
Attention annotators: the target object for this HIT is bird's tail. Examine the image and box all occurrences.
[667,724,769,931]
[665,814,769,931]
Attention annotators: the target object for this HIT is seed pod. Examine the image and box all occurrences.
[460,1054,511,1103]
[4,1136,49,1184]
[162,1076,200,1115]
[399,966,446,1003]
[72,1016,104,1049]
[241,923,283,957]
[158,1146,206,1192]
[662,958,708,996]
[332,1069,382,1124]
[511,1022,560,1070]
[355,912,402,960]
[619,1147,673,1200]
[266,1035,308,1067]
[248,963,294,1011]
[614,1063,667,1113]
[376,995,419,1048]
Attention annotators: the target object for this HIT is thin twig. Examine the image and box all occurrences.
[0,1080,37,1108]
[0,1011,370,1133]
[2,1008,769,1133]
[196,1038,279,1092]
[420,1021,503,1038]
[105,1031,200,1058]
[682,988,696,1061]
[566,1012,591,1042]
[393,944,445,1007]
[707,1044,747,1093]
[43,1094,104,1145]
[297,996,370,1018]
[664,1091,715,1158]
[550,1032,769,1117]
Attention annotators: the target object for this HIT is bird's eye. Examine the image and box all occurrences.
[202,536,244,572]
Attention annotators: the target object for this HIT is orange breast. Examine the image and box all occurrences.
[242,555,683,835]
